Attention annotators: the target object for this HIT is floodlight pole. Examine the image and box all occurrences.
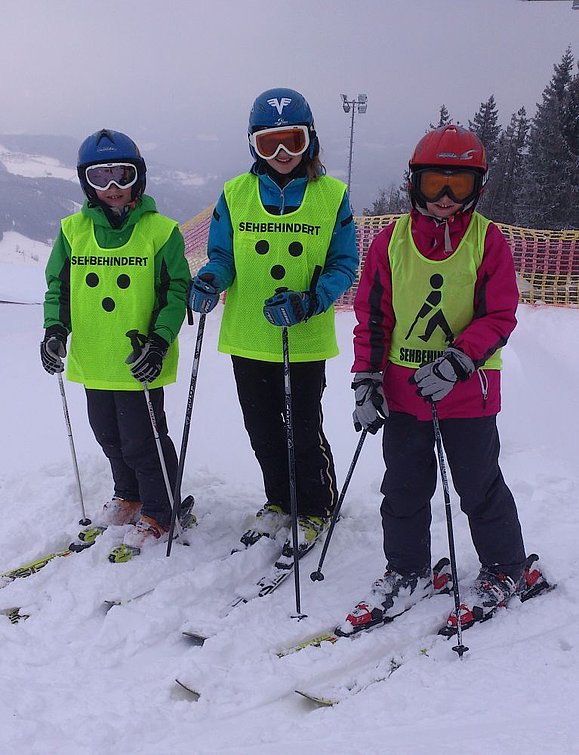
[346,105,355,193]
[340,93,368,201]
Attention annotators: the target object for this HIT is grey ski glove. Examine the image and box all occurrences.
[411,347,475,402]
[352,372,388,434]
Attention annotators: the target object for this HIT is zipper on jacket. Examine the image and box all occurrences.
[477,369,489,410]
[262,173,297,216]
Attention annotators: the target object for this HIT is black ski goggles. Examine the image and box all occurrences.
[413,168,483,204]
[84,162,138,191]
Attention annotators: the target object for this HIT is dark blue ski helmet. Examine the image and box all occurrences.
[77,129,146,203]
[248,88,319,160]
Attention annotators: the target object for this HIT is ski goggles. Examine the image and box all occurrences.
[84,162,138,191]
[415,169,480,204]
[250,125,310,160]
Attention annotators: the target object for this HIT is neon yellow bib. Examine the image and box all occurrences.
[219,173,346,362]
[62,212,179,390]
[388,212,502,369]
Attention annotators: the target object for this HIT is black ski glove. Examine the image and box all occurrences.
[40,325,68,374]
[127,333,169,384]
[410,347,475,402]
[263,290,317,327]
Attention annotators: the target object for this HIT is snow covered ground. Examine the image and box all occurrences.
[0,144,77,182]
[0,233,50,305]
[1,263,578,755]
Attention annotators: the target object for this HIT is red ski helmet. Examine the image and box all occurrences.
[408,124,488,210]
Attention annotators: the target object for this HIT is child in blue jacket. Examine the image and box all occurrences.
[189,88,358,567]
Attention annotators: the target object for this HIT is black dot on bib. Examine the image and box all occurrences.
[86,273,99,287]
[117,274,130,289]
[430,274,443,289]
[288,241,303,257]
[102,297,116,312]
[270,265,286,280]
[255,240,269,255]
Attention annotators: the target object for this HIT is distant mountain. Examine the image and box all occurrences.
[0,134,221,245]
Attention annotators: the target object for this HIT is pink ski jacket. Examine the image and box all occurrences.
[352,209,519,420]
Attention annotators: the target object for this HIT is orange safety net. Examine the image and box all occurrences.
[182,209,579,309]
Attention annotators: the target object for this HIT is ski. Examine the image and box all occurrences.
[174,678,201,700]
[181,569,293,645]
[0,606,30,624]
[294,555,555,705]
[1,548,74,588]
[294,689,336,707]
[274,557,453,657]
[69,525,107,553]
[181,531,326,645]
[296,657,403,707]
[181,559,311,646]
[277,631,341,657]
[295,575,554,706]
[103,586,157,612]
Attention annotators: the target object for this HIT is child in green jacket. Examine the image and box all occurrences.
[41,129,190,558]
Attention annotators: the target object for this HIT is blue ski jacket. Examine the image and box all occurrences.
[198,164,358,313]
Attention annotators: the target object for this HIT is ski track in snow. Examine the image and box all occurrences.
[1,301,578,755]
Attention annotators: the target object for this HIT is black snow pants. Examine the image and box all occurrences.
[380,412,526,580]
[232,356,337,519]
[85,388,177,528]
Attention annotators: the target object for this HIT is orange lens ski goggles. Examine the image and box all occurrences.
[417,169,478,203]
[250,125,310,160]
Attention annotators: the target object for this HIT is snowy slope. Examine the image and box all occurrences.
[0,232,51,304]
[0,143,78,182]
[1,282,578,754]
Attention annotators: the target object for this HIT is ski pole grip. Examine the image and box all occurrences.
[125,329,147,364]
[310,265,322,295]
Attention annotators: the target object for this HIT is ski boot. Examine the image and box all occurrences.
[108,495,196,563]
[337,557,452,637]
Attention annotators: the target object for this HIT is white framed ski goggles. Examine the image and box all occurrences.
[84,162,138,191]
[250,125,310,160]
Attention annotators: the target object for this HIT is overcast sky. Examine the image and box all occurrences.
[1,0,577,213]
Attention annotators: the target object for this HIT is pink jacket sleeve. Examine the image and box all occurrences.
[453,222,518,367]
[352,223,396,373]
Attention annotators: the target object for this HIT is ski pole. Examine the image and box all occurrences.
[281,322,305,619]
[56,372,90,526]
[431,403,468,658]
[142,383,182,538]
[166,313,206,557]
[279,266,323,619]
[310,429,368,582]
[125,330,183,542]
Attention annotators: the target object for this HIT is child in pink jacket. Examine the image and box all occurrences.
[338,125,547,639]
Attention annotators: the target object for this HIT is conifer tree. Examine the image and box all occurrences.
[469,95,502,215]
[363,183,409,216]
[483,107,530,224]
[522,47,579,229]
[429,105,452,130]
[469,95,501,164]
